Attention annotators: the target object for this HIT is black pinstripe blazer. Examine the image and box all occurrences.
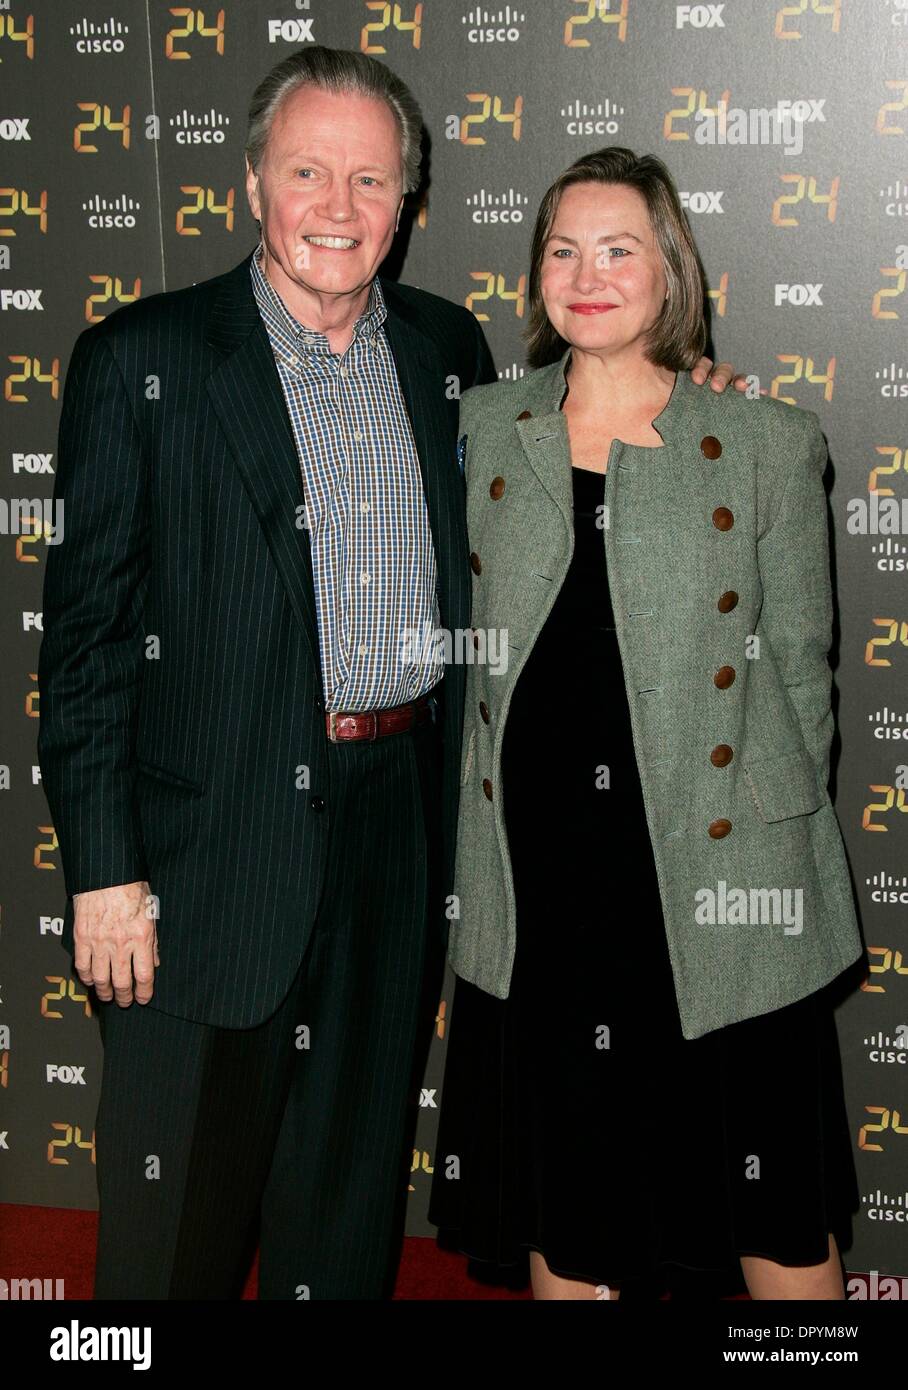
[37,250,496,1028]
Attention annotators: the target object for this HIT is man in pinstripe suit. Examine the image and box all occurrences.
[38,46,741,1300]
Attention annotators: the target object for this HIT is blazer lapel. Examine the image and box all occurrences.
[205,255,320,665]
[513,355,575,529]
[381,284,470,642]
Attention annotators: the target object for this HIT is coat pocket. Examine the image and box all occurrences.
[742,749,826,823]
[461,727,476,787]
[134,757,205,796]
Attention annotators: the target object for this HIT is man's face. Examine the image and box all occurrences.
[246,84,405,309]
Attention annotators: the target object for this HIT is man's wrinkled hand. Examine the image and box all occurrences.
[690,355,767,395]
[72,881,159,1007]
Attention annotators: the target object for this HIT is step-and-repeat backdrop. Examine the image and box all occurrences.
[1,0,906,1297]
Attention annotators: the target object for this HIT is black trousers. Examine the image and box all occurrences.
[92,705,445,1300]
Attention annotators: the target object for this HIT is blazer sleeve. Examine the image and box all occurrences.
[37,328,151,897]
[755,410,834,790]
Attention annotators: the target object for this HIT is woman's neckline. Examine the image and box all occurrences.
[558,351,683,451]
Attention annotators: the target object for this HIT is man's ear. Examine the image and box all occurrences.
[245,157,261,222]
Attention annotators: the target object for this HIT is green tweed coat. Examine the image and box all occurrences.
[448,348,865,1040]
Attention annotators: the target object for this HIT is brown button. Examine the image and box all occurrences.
[490,476,505,500]
[710,744,733,767]
[482,777,493,800]
[470,551,482,575]
[717,590,738,613]
[714,665,736,689]
[479,700,490,724]
[472,630,480,650]
[712,506,734,531]
[708,818,732,839]
[516,410,532,421]
[701,435,722,460]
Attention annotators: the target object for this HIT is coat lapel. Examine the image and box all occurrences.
[205,255,320,664]
[512,353,574,527]
[381,282,469,641]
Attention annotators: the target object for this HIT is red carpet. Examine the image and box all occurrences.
[2,1204,753,1299]
[0,1204,534,1299]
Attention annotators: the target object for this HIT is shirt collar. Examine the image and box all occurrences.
[249,242,387,351]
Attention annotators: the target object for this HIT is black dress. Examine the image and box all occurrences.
[428,462,859,1297]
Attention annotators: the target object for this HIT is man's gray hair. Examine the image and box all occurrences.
[246,45,424,194]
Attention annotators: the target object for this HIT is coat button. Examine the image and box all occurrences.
[712,506,734,530]
[710,744,733,767]
[482,777,493,800]
[701,435,722,460]
[470,551,482,575]
[708,818,732,839]
[479,700,490,723]
[517,410,532,421]
[714,665,736,689]
[473,630,480,650]
[490,476,505,499]
[717,590,739,613]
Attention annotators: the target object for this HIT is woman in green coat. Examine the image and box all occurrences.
[429,148,865,1301]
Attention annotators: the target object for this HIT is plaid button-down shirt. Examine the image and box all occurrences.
[250,246,444,713]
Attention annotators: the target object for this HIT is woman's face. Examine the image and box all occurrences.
[539,181,669,358]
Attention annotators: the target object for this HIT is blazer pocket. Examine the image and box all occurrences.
[461,727,476,787]
[742,749,826,823]
[134,757,205,796]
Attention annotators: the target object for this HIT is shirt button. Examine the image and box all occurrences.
[289,356,299,369]
[340,365,349,378]
[361,501,371,514]
[361,572,371,584]
[359,643,369,656]
[354,431,363,442]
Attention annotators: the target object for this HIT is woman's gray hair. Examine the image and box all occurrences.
[245,45,424,194]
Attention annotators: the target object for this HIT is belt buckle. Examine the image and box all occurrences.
[327,710,380,742]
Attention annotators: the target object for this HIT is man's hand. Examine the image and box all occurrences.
[72,881,159,1007]
[690,356,767,395]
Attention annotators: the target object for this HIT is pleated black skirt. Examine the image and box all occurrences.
[428,463,859,1296]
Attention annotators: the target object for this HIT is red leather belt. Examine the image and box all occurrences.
[325,692,434,742]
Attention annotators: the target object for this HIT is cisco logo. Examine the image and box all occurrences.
[463,5,525,42]
[466,189,528,224]
[70,16,129,53]
[169,109,230,145]
[880,180,908,218]
[83,195,141,230]
[561,98,625,138]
